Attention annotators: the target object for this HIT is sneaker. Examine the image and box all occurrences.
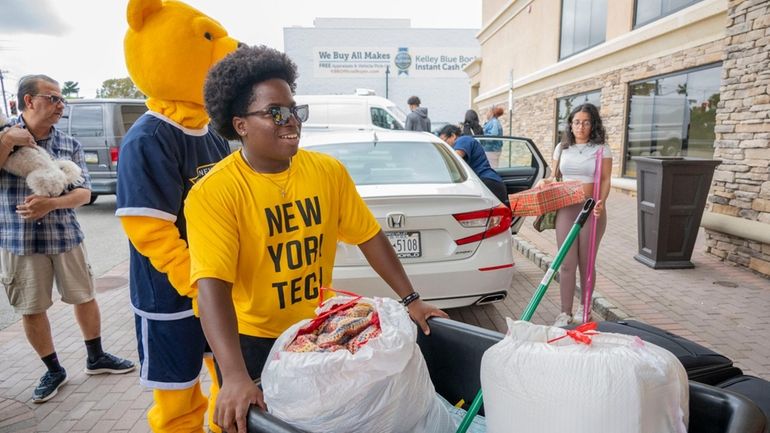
[574,305,593,324]
[574,306,585,324]
[32,369,67,403]
[85,352,136,375]
[553,312,574,327]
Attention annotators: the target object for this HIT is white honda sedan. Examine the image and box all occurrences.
[301,130,548,308]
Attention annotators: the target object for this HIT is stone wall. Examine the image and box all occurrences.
[705,0,770,277]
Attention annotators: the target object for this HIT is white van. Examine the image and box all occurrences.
[295,91,407,131]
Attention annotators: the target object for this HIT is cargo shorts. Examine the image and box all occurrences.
[0,243,95,315]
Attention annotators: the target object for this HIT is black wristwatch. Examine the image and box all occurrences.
[400,291,420,307]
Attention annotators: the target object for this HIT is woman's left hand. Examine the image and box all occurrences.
[593,199,604,216]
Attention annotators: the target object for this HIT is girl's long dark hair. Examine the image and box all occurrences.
[561,103,606,148]
[462,109,483,136]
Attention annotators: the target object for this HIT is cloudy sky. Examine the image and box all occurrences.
[0,0,481,105]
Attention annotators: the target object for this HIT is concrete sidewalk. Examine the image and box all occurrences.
[0,192,767,432]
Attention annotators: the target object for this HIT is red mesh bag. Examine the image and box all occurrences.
[508,180,585,216]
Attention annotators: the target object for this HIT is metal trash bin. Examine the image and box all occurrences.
[632,156,721,269]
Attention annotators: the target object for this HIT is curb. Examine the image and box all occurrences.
[512,236,630,322]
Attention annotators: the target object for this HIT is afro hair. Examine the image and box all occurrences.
[204,45,298,140]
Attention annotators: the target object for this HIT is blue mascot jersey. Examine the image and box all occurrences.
[116,111,231,315]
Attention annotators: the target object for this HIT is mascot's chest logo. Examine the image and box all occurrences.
[189,163,216,184]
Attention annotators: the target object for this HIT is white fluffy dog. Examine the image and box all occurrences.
[1,112,83,197]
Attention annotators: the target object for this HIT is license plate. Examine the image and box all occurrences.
[386,231,421,258]
[84,152,98,164]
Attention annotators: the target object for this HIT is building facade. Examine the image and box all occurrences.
[284,18,479,127]
[468,0,769,277]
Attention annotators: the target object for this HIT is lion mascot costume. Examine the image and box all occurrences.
[116,1,239,431]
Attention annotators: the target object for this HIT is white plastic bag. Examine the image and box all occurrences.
[437,394,487,433]
[481,319,689,433]
[262,296,455,433]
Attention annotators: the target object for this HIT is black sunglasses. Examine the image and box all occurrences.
[243,105,309,126]
[33,94,68,106]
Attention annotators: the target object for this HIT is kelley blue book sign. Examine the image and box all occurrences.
[313,47,477,78]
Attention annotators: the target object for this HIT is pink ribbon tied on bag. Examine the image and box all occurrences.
[547,322,599,345]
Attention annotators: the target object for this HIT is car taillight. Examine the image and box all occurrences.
[110,146,119,165]
[453,204,513,245]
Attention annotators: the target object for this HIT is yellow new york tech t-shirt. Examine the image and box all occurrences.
[185,149,381,338]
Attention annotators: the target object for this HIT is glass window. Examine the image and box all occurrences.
[70,105,104,137]
[370,107,403,130]
[686,67,721,159]
[560,0,607,59]
[554,90,602,151]
[120,104,148,134]
[634,0,703,28]
[475,137,535,169]
[307,141,465,185]
[624,64,721,177]
[385,105,407,126]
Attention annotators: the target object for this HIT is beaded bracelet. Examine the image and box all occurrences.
[400,291,420,307]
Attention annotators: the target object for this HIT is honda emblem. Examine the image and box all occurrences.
[386,213,406,229]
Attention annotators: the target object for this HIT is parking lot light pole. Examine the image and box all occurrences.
[385,65,390,99]
[508,69,514,135]
[0,70,9,117]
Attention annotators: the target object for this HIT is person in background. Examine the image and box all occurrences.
[185,45,448,433]
[0,111,9,130]
[0,75,135,404]
[462,109,484,136]
[405,95,431,132]
[439,124,509,208]
[483,106,505,168]
[541,103,612,327]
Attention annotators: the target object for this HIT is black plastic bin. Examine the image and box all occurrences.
[689,381,768,433]
[415,317,504,416]
[247,318,766,433]
[718,375,770,430]
[632,156,721,269]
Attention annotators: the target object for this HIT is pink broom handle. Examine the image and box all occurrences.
[583,146,603,324]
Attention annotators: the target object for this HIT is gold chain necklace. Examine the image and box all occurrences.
[241,149,292,198]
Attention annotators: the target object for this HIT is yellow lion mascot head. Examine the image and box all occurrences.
[124,0,240,128]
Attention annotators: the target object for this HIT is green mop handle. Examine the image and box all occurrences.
[455,389,484,433]
[521,198,595,321]
[455,198,595,433]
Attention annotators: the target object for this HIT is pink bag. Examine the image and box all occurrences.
[508,180,585,217]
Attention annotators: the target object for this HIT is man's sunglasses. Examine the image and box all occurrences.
[243,105,309,126]
[33,94,68,106]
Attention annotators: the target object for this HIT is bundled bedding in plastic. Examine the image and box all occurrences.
[481,319,690,433]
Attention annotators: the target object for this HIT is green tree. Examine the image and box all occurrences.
[96,77,145,99]
[62,81,80,98]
